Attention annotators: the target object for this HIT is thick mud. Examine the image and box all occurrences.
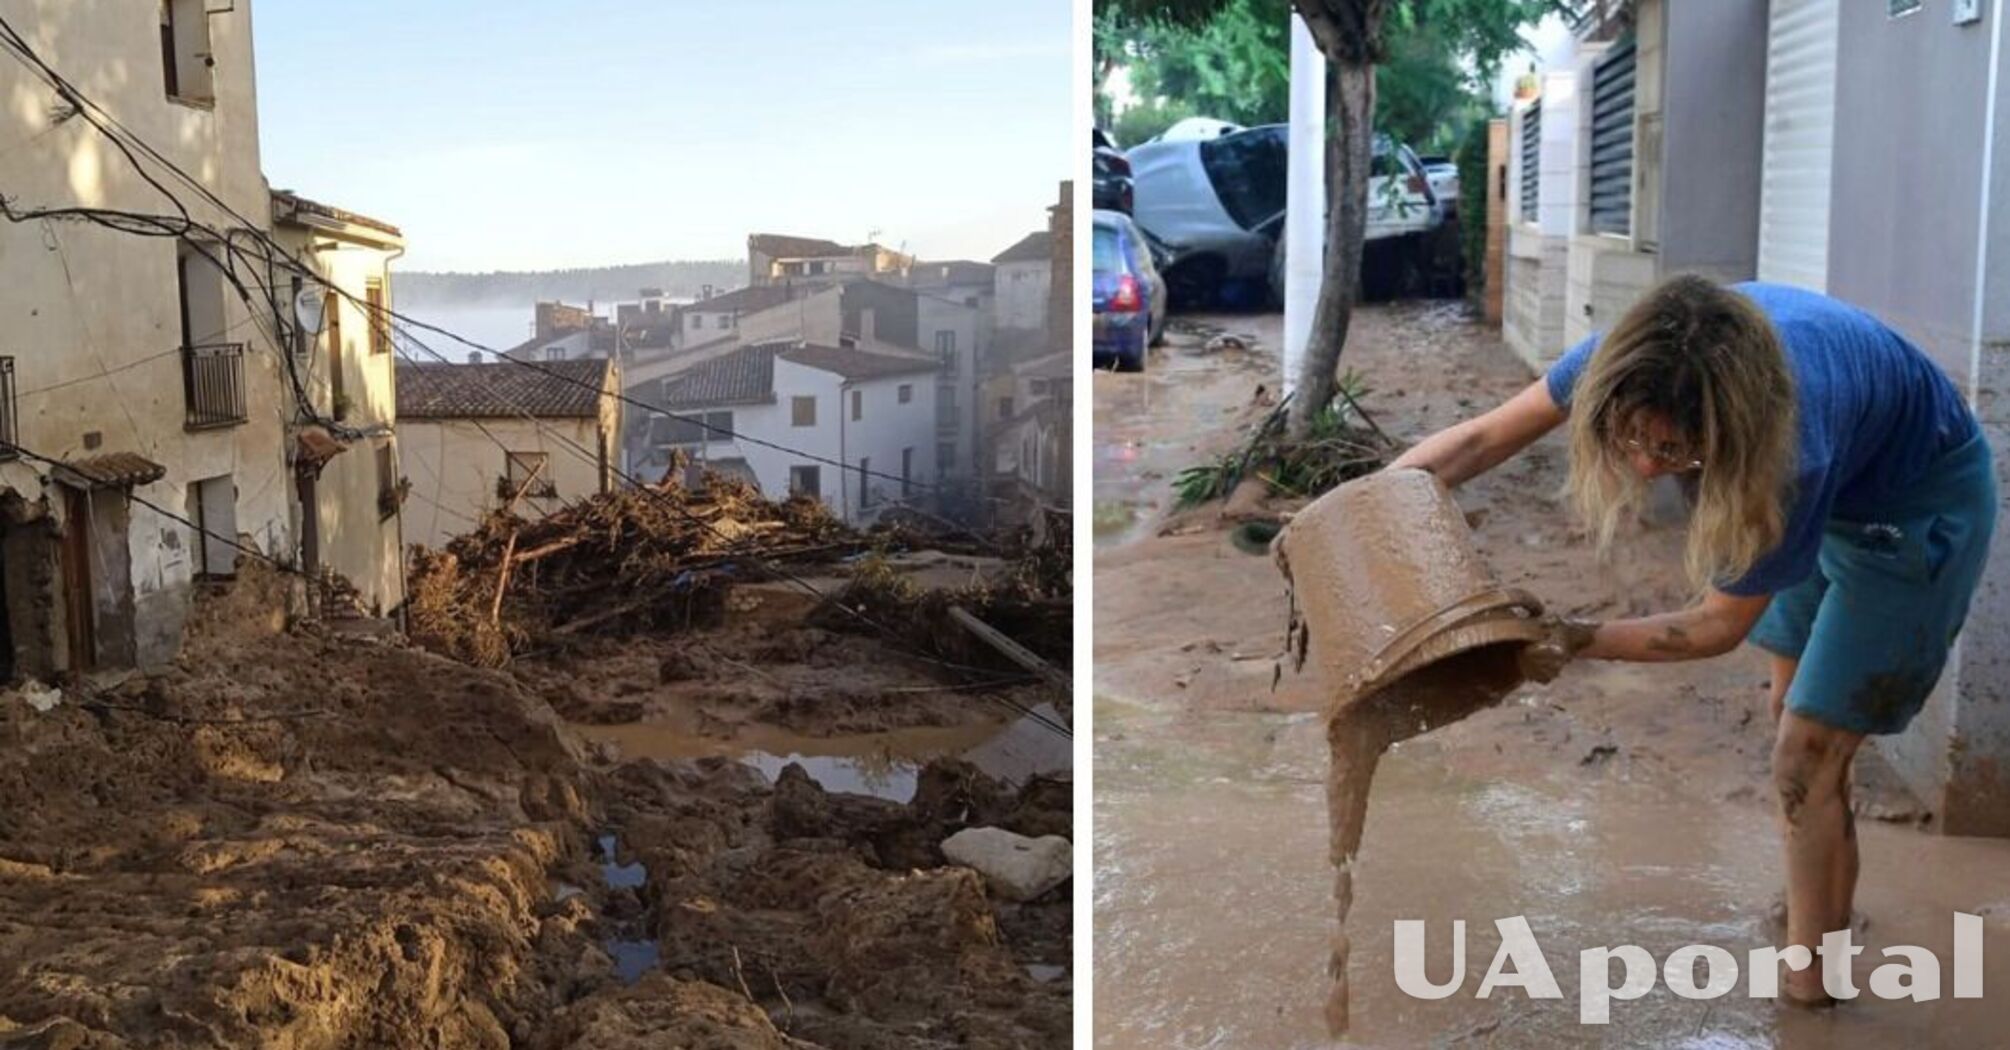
[1093,303,2010,1047]
[0,561,1071,1047]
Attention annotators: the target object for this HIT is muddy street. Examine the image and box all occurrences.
[0,483,1073,1048]
[1092,303,2010,1048]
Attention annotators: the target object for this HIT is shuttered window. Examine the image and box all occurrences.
[1519,101,1541,223]
[1588,39,1637,236]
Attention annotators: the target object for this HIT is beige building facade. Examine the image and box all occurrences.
[396,359,622,550]
[0,0,294,676]
[271,192,408,615]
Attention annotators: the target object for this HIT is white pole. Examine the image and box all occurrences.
[1284,13,1326,398]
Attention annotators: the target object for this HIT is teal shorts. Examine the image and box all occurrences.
[1748,433,1998,736]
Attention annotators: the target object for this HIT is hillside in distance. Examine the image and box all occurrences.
[398,259,745,306]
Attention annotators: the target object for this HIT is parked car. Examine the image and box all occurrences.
[1417,154,1460,222]
[1093,127,1133,214]
[1129,124,1438,307]
[1149,116,1244,143]
[1092,209,1167,372]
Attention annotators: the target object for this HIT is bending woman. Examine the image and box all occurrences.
[1390,275,1996,1004]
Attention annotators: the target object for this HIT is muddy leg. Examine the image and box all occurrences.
[1771,709,1864,1003]
[1326,705,1393,1036]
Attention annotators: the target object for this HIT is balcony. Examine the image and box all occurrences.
[936,402,960,434]
[183,343,248,430]
[0,357,15,459]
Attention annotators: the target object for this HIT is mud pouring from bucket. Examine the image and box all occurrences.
[1274,467,1553,1036]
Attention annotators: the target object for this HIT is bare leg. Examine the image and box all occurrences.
[1771,708,1864,1003]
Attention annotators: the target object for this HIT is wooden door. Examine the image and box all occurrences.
[60,487,93,673]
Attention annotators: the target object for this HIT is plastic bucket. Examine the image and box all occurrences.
[1274,468,1545,712]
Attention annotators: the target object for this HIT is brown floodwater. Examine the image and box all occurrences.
[574,702,1071,802]
[1094,693,2010,1048]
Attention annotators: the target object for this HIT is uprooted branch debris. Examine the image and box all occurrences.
[407,471,1071,676]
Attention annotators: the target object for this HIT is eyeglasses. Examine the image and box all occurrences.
[1621,436,1703,472]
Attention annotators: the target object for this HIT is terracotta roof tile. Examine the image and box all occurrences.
[58,452,166,489]
[658,343,780,409]
[397,359,609,419]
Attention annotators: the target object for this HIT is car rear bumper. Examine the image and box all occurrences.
[1093,311,1146,361]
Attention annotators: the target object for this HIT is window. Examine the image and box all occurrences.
[375,443,399,520]
[859,457,871,508]
[364,277,390,355]
[504,451,556,500]
[190,475,237,578]
[791,396,816,427]
[544,346,566,361]
[1198,125,1287,229]
[998,396,1015,420]
[898,384,913,404]
[1520,100,1541,224]
[937,442,954,480]
[851,389,863,422]
[653,410,733,446]
[935,330,958,370]
[324,289,346,420]
[691,314,704,330]
[288,276,308,355]
[0,357,16,460]
[1588,39,1636,236]
[789,465,821,499]
[1030,379,1049,395]
[901,447,913,497]
[161,0,214,105]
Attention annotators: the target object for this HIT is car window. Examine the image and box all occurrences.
[1093,224,1129,275]
[1199,126,1286,230]
[1370,150,1402,179]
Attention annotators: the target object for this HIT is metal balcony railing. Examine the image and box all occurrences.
[183,342,248,430]
[0,357,15,459]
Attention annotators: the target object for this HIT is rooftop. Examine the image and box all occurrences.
[747,233,849,259]
[656,340,937,409]
[397,358,611,419]
[683,283,813,315]
[991,230,1052,265]
[271,191,404,243]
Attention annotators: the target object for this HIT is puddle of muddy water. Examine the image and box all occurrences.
[575,703,1071,804]
[1094,694,2010,1049]
[593,832,658,985]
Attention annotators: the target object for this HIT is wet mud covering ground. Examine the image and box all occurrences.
[0,546,1071,1046]
[1094,303,2010,1049]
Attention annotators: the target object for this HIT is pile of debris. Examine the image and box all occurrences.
[408,472,1074,681]
[408,473,862,666]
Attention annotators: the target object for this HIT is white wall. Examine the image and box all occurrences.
[670,359,937,525]
[916,295,979,480]
[994,260,1050,331]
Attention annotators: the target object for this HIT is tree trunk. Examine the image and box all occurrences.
[1289,55,1375,439]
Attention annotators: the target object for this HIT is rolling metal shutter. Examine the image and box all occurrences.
[1588,39,1636,236]
[1520,101,1541,223]
[1758,0,1837,291]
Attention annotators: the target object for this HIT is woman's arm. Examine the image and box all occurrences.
[1580,589,1773,663]
[1389,379,1568,487]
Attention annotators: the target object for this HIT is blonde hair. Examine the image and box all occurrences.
[1566,275,1797,590]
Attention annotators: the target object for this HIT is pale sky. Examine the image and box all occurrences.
[253,1,1072,273]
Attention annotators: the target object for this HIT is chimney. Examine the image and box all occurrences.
[467,351,483,364]
[701,284,714,301]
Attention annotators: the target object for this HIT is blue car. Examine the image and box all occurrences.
[1092,209,1166,372]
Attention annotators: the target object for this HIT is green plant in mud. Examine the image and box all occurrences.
[1173,370,1393,508]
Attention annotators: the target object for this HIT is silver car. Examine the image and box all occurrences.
[1129,124,1438,306]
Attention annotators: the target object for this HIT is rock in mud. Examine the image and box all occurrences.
[942,827,1072,902]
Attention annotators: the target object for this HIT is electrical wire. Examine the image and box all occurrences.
[0,19,1072,736]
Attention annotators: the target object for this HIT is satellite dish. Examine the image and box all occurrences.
[293,283,328,337]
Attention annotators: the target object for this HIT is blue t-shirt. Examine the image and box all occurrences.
[1546,282,1977,596]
